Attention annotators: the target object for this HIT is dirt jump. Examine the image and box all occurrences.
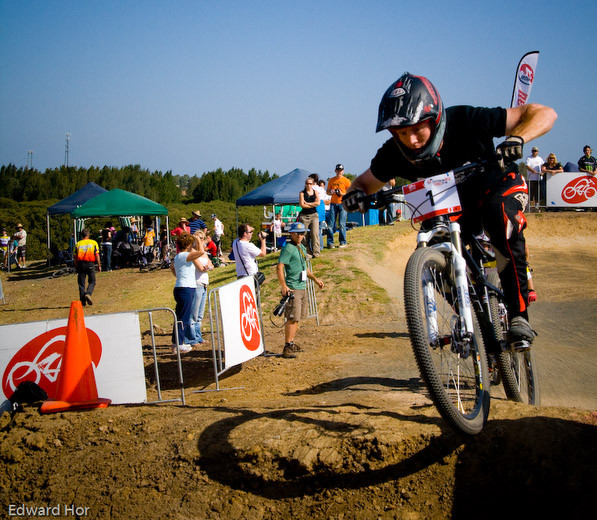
[1,212,596,519]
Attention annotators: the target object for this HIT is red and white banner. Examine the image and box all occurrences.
[218,276,264,368]
[511,51,539,108]
[0,312,147,412]
[546,172,597,208]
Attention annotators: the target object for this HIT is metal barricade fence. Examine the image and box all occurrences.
[137,307,186,406]
[305,257,319,325]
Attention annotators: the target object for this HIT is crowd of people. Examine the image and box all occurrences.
[525,144,595,209]
[0,223,27,271]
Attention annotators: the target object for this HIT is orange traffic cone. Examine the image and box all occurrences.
[41,301,111,413]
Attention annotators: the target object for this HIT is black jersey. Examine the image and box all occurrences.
[578,155,597,173]
[370,105,507,183]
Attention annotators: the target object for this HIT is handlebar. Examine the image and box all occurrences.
[362,161,492,210]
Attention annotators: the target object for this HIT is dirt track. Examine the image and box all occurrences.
[1,213,596,519]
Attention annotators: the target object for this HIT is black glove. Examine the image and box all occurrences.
[495,135,524,171]
[342,189,367,213]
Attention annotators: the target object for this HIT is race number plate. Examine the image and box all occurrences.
[402,171,462,222]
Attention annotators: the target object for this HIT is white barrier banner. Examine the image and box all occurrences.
[546,172,597,208]
[219,276,264,368]
[0,312,147,412]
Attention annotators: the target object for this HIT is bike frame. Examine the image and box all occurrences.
[415,215,505,356]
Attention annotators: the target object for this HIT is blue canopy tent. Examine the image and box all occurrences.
[46,182,108,265]
[236,168,313,207]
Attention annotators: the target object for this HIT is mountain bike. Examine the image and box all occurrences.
[364,162,540,435]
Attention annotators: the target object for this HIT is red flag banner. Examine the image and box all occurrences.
[510,51,539,108]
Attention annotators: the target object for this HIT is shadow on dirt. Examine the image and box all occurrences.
[143,347,242,391]
[284,375,424,396]
[196,407,596,516]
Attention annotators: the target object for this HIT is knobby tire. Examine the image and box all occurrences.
[404,247,490,435]
[488,274,541,405]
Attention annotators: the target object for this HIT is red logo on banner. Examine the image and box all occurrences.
[239,285,261,351]
[562,176,597,204]
[519,63,534,85]
[1,327,102,399]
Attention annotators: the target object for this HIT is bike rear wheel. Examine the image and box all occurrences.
[487,273,541,405]
[404,248,490,435]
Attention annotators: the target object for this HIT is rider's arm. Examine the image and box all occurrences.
[504,103,557,143]
[347,168,387,195]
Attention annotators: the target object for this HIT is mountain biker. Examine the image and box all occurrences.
[344,72,557,344]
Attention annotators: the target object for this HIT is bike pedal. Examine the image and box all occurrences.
[510,340,531,352]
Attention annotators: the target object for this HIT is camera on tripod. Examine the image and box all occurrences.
[273,291,294,316]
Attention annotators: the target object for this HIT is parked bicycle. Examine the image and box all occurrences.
[364,161,540,435]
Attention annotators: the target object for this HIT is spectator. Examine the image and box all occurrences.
[232,223,267,278]
[188,210,207,234]
[298,177,321,257]
[171,218,190,237]
[74,228,101,307]
[204,232,218,258]
[276,222,324,358]
[130,218,139,241]
[539,153,563,206]
[318,180,332,212]
[211,213,224,256]
[141,224,155,265]
[578,145,596,176]
[171,218,190,252]
[159,224,169,262]
[525,146,544,210]
[100,222,113,272]
[169,233,203,353]
[269,212,286,250]
[191,231,213,344]
[0,228,9,270]
[11,223,27,269]
[325,164,351,248]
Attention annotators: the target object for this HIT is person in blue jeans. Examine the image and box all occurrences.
[325,164,351,248]
[191,231,213,344]
[170,233,203,354]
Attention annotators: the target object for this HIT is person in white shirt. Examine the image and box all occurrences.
[211,213,224,256]
[525,146,544,210]
[232,223,267,277]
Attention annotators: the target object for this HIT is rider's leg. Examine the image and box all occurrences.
[481,172,530,322]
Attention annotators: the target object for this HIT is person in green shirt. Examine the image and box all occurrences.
[276,222,324,358]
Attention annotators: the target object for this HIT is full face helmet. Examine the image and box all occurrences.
[376,72,446,166]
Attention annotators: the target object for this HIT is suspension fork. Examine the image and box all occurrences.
[449,221,475,337]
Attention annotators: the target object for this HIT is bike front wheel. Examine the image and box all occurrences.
[404,247,490,435]
[487,273,541,405]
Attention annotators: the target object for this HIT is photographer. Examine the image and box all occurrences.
[232,223,267,278]
[325,163,351,248]
[276,222,324,358]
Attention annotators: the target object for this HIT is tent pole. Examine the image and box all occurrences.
[46,212,51,267]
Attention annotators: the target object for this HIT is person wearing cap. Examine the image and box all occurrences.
[325,164,352,248]
[211,213,224,256]
[171,218,190,252]
[0,228,10,270]
[11,224,27,269]
[525,146,544,210]
[188,210,207,234]
[276,221,324,358]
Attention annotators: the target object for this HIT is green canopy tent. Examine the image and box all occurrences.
[72,188,170,250]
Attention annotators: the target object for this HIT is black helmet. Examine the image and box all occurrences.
[376,72,446,166]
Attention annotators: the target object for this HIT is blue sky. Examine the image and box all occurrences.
[1,0,596,180]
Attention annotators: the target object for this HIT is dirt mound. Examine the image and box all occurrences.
[1,213,597,519]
